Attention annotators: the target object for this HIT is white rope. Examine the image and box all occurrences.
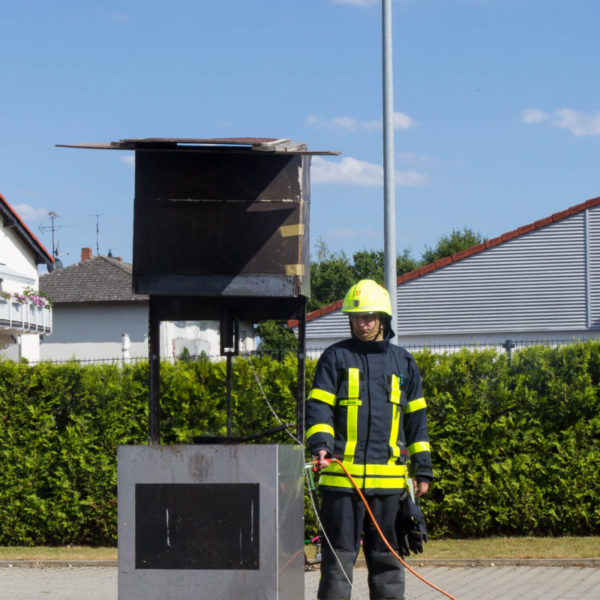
[247,354,301,444]
[304,467,365,600]
[248,354,365,599]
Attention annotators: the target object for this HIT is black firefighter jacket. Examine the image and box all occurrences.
[306,332,432,494]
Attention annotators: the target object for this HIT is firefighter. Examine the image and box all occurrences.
[306,279,432,600]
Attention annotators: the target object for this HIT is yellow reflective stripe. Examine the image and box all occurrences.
[388,401,401,465]
[344,404,358,463]
[390,374,401,404]
[308,388,336,406]
[403,397,426,414]
[306,424,335,440]
[319,474,408,490]
[323,462,407,477]
[319,462,408,490]
[324,462,366,477]
[364,477,408,489]
[408,441,431,455]
[339,399,362,406]
[343,368,360,464]
[319,474,360,489]
[348,368,360,399]
[365,463,408,476]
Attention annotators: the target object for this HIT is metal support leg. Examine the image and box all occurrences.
[148,296,160,445]
[226,353,232,437]
[296,298,306,443]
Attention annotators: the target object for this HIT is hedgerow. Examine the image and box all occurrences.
[0,342,598,545]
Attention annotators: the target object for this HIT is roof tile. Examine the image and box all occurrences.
[40,256,148,304]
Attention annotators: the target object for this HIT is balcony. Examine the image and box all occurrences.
[0,299,53,335]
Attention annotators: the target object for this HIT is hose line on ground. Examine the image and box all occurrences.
[330,458,459,600]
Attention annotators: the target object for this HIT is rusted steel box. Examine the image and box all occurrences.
[131,145,311,299]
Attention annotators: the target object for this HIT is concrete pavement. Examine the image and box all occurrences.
[1,563,600,600]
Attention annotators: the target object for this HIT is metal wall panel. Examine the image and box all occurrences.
[589,207,600,328]
[306,210,600,341]
[396,215,587,334]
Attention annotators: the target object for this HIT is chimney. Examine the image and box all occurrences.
[81,248,93,261]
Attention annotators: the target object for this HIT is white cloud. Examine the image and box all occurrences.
[521,108,549,124]
[552,109,600,136]
[522,107,600,136]
[393,112,416,130]
[121,154,135,166]
[307,112,416,132]
[312,156,428,187]
[13,203,48,221]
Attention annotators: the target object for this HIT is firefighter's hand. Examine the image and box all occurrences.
[413,479,430,497]
[313,450,331,471]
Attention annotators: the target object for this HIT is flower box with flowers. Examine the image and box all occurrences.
[0,288,52,332]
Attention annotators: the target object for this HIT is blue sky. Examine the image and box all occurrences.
[1,0,599,270]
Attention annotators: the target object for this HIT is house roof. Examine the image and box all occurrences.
[289,194,600,328]
[0,193,54,265]
[39,255,148,304]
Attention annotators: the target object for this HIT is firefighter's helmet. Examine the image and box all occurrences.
[341,279,393,316]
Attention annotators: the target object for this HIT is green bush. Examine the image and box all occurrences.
[0,341,599,545]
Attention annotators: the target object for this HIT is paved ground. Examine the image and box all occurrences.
[1,564,600,600]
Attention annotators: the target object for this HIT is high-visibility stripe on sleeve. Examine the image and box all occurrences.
[306,424,335,440]
[403,397,426,414]
[408,441,431,455]
[308,388,336,406]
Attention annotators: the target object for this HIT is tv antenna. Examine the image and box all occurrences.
[38,211,62,259]
[89,214,104,256]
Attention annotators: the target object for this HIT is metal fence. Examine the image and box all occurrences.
[9,336,600,366]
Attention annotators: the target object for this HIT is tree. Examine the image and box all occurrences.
[352,248,419,281]
[308,238,354,311]
[352,249,384,282]
[421,226,485,265]
[255,320,297,353]
[397,248,420,276]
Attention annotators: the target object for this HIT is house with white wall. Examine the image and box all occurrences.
[39,249,256,362]
[0,193,54,361]
[293,194,600,355]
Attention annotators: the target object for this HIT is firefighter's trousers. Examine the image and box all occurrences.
[317,491,405,600]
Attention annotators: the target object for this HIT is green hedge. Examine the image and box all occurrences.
[1,342,599,545]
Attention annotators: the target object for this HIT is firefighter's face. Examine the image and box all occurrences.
[350,313,380,341]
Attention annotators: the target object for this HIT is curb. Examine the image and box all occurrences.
[2,558,599,569]
[355,557,600,568]
[0,560,118,569]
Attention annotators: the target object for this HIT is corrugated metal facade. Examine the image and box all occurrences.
[305,205,600,343]
[588,207,600,328]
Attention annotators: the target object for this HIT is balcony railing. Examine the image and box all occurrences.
[0,299,53,335]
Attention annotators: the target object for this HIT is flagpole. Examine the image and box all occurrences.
[382,0,398,342]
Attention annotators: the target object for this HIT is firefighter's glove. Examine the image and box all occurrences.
[395,495,428,556]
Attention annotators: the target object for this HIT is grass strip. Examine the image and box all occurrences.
[4,537,598,562]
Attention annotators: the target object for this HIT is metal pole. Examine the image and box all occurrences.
[382,0,398,342]
[148,297,160,445]
[226,354,232,437]
[296,299,306,443]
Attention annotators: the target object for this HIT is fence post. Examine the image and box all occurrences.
[503,339,516,362]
